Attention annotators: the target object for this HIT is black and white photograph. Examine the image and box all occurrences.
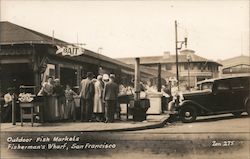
[0,0,249,158]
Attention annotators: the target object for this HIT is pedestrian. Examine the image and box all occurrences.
[79,72,95,122]
[93,75,105,122]
[2,87,15,122]
[37,76,55,122]
[38,77,54,96]
[161,80,171,112]
[65,84,77,122]
[53,78,65,121]
[103,74,119,123]
[102,74,109,84]
[168,80,184,113]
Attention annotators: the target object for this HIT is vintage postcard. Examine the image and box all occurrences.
[0,0,249,159]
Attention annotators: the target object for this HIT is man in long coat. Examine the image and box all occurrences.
[103,74,119,123]
[79,72,94,122]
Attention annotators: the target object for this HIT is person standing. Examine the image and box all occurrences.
[103,74,119,123]
[53,78,65,121]
[168,80,184,113]
[3,88,14,122]
[37,77,54,122]
[65,84,77,121]
[79,72,94,122]
[93,75,104,122]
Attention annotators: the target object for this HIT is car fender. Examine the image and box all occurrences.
[244,97,250,108]
[179,100,211,113]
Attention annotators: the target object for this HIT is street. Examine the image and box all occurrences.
[140,113,250,133]
[1,113,249,159]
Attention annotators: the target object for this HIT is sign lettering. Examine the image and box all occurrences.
[56,45,85,56]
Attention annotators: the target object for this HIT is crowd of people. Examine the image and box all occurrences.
[37,72,119,123]
[1,71,184,123]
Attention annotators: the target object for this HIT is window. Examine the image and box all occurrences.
[165,64,172,70]
[198,63,203,70]
[230,78,248,90]
[184,64,188,70]
[184,63,193,70]
[201,82,213,90]
[216,81,230,91]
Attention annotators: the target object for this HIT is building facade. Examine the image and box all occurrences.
[0,21,153,95]
[219,55,250,77]
[118,49,222,90]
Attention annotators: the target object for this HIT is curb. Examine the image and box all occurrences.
[2,115,170,133]
[81,115,170,132]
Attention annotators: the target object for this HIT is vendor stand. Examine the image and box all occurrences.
[18,86,44,126]
[118,94,133,119]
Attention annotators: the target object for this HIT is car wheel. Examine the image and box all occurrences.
[232,112,242,117]
[246,101,250,116]
[179,106,197,123]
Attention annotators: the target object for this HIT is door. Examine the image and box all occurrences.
[212,80,232,112]
[229,77,249,110]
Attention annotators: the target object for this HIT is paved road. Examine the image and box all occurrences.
[139,113,250,133]
[1,114,249,159]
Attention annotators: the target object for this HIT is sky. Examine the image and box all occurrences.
[1,0,249,61]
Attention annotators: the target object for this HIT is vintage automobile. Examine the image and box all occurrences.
[168,75,250,123]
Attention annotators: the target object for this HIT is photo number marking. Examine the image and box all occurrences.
[212,140,235,147]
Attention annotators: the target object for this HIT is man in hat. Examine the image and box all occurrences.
[103,74,119,123]
[79,72,95,122]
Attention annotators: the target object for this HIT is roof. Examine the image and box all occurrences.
[117,50,222,66]
[0,21,125,65]
[0,22,126,67]
[219,55,250,69]
[197,75,250,84]
[0,21,67,45]
[0,21,152,76]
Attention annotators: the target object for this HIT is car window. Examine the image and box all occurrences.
[216,81,230,91]
[201,82,213,90]
[230,78,249,90]
[196,82,213,90]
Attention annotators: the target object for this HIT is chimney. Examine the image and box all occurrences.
[163,51,170,59]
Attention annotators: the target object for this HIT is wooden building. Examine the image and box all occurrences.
[0,21,151,94]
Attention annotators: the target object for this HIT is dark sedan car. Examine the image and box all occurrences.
[169,75,250,123]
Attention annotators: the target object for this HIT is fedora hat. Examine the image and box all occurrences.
[86,72,94,78]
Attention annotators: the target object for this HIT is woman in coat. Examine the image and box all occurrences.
[93,75,104,121]
[38,77,55,122]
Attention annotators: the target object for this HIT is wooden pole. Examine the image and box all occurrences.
[188,59,191,91]
[32,45,40,94]
[55,64,60,79]
[77,66,81,93]
[157,63,162,92]
[175,20,179,89]
[134,58,140,101]
[11,95,16,125]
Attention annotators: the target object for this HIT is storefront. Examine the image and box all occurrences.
[1,22,161,124]
[0,21,153,95]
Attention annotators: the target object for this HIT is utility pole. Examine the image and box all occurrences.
[175,20,188,89]
[175,21,179,88]
[157,63,161,92]
[134,58,140,102]
[52,30,55,45]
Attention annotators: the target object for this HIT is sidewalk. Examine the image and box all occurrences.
[1,114,169,132]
